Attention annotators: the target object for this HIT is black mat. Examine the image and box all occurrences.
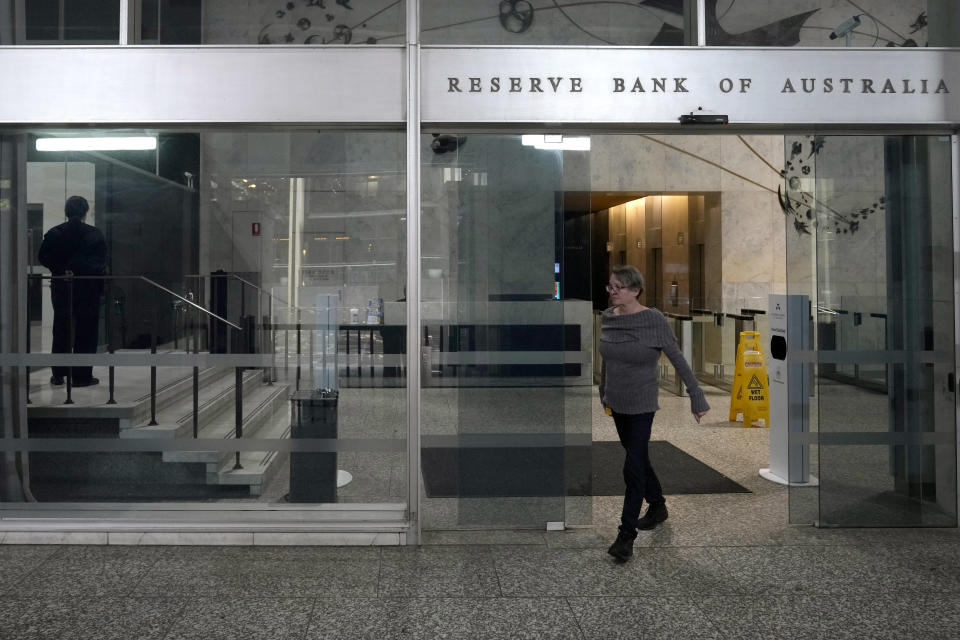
[421,441,750,498]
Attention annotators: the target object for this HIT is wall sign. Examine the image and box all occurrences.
[422,47,960,125]
[3,46,957,126]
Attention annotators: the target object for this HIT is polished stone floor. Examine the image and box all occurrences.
[7,378,960,638]
[0,523,959,639]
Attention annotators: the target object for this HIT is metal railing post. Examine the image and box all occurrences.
[25,283,31,404]
[267,295,275,385]
[234,364,243,470]
[296,312,302,392]
[193,304,200,439]
[106,277,116,404]
[148,303,158,425]
[345,325,351,381]
[308,320,315,387]
[172,299,180,351]
[64,272,74,405]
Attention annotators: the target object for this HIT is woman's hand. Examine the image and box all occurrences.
[693,410,708,423]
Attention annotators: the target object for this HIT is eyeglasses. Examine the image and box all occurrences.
[605,284,631,293]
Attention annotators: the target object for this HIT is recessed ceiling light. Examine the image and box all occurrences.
[36,136,157,152]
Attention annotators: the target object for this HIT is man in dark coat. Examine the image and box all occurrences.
[38,196,107,386]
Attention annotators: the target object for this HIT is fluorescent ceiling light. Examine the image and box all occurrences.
[521,135,590,151]
[36,136,158,152]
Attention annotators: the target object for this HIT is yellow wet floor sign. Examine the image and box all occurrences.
[729,330,769,427]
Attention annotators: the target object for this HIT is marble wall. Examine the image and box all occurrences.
[590,134,789,314]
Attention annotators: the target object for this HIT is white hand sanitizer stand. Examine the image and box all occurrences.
[761,294,818,487]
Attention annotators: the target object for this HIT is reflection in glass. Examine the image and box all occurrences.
[420,133,583,529]
[1,0,120,44]
[4,129,407,509]
[421,0,686,45]
[786,134,956,526]
[706,1,936,47]
[142,0,405,45]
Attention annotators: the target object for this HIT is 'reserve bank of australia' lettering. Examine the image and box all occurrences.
[447,77,583,93]
[780,77,949,94]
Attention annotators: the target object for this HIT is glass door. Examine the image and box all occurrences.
[786,134,957,527]
[420,133,589,529]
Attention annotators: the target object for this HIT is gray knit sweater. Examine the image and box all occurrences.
[599,307,710,415]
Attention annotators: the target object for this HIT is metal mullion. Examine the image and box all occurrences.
[11,0,26,43]
[683,0,705,47]
[697,0,706,46]
[953,133,960,524]
[405,0,421,546]
[120,0,140,45]
[1,135,31,501]
[119,0,128,44]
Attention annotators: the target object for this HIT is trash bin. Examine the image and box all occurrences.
[287,389,338,503]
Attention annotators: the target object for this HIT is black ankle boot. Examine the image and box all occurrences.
[637,503,668,530]
[607,530,636,562]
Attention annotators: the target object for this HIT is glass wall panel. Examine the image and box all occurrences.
[705,1,953,47]
[0,0,119,44]
[421,0,687,45]
[786,134,956,526]
[1,128,407,515]
[139,0,405,45]
[420,133,592,529]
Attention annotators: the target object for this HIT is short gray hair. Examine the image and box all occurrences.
[611,264,645,298]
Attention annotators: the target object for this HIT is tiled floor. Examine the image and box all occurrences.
[6,381,960,637]
[1,531,959,639]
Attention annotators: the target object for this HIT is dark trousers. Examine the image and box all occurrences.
[613,410,664,534]
[51,282,101,382]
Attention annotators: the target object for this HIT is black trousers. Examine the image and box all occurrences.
[613,410,664,534]
[50,282,101,382]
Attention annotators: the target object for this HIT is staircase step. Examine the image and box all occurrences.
[213,402,292,495]
[120,368,264,437]
[27,359,232,423]
[119,422,193,440]
[131,363,235,425]
[162,382,291,469]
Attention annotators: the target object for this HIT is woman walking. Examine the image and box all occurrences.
[599,265,710,562]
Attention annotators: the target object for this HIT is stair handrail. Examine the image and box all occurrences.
[186,272,306,314]
[29,273,241,330]
[29,273,258,449]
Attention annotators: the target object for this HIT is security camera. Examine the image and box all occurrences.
[829,14,861,40]
[430,134,467,155]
